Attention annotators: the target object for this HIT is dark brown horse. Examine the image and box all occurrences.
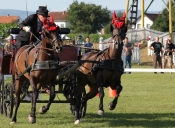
[10,15,62,124]
[74,11,127,124]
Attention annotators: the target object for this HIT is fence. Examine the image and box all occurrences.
[102,28,175,64]
[99,41,141,64]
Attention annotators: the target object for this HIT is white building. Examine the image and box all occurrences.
[136,13,159,29]
[49,11,69,28]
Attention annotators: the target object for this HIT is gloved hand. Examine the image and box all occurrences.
[24,26,31,32]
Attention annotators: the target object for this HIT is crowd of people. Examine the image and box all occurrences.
[123,36,175,74]
[149,36,174,74]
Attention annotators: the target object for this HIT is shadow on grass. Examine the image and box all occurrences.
[83,112,175,127]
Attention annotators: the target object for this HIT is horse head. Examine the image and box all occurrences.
[109,11,128,59]
[42,15,62,52]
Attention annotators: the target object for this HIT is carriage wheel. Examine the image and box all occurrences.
[3,82,14,118]
[70,88,87,118]
[0,81,3,114]
[20,79,30,101]
[80,88,87,118]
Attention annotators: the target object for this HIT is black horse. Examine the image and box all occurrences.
[74,11,127,124]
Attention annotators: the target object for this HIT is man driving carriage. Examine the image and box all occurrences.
[16,6,49,48]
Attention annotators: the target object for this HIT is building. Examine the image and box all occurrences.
[49,11,68,28]
[0,14,22,24]
[136,13,159,29]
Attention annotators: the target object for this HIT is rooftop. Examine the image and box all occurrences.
[0,15,19,23]
[49,11,68,21]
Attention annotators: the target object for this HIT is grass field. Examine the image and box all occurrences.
[1,73,175,128]
[1,46,175,127]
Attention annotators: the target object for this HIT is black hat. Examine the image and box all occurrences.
[37,6,49,17]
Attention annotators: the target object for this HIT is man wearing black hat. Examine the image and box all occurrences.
[16,6,49,48]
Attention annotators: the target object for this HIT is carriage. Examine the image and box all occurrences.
[0,27,87,119]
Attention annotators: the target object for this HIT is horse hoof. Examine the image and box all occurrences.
[39,106,46,114]
[108,105,115,110]
[74,119,81,124]
[10,121,16,125]
[28,115,36,124]
[97,110,104,116]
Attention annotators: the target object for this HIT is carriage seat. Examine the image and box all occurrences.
[58,46,79,66]
[7,28,20,35]
[58,28,70,34]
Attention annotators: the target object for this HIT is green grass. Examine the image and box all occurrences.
[1,73,175,127]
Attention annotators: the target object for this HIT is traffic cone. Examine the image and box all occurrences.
[88,87,99,96]
[108,87,117,97]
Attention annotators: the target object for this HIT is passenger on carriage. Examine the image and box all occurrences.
[4,34,18,54]
[16,6,49,49]
[4,37,11,54]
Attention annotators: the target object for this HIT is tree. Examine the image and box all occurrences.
[150,1,175,32]
[150,9,169,32]
[0,21,18,37]
[67,1,111,34]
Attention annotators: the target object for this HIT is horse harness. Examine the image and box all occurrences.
[16,43,59,79]
[80,45,124,75]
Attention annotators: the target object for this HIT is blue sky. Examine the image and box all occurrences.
[0,0,167,12]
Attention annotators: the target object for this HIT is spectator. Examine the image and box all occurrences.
[84,37,93,54]
[162,38,174,74]
[149,36,164,74]
[123,37,134,74]
[76,35,84,56]
[147,36,153,56]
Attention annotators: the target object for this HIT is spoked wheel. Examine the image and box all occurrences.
[70,88,87,118]
[0,80,3,114]
[80,88,87,118]
[20,79,30,101]
[3,82,14,118]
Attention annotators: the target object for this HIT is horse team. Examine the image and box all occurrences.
[9,11,127,124]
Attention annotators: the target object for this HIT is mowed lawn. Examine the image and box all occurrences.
[0,73,175,128]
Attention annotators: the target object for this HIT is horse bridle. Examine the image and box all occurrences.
[112,28,122,38]
[44,29,62,51]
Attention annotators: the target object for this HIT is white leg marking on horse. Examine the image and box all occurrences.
[74,119,81,124]
[97,110,104,116]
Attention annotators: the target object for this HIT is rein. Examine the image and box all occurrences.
[29,31,60,52]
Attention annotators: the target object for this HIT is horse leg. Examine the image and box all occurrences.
[74,85,84,124]
[97,87,105,116]
[28,76,38,124]
[10,77,25,124]
[96,74,105,116]
[75,84,98,125]
[39,81,55,114]
[108,81,123,110]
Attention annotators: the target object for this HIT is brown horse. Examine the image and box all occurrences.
[10,15,62,124]
[74,11,127,124]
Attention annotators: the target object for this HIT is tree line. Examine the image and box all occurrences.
[0,1,174,39]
